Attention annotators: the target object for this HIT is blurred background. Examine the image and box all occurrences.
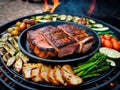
[0,0,120,28]
[0,0,45,25]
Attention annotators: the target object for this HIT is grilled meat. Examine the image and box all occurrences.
[31,63,43,82]
[61,65,83,86]
[22,63,38,79]
[57,24,94,53]
[27,24,94,58]
[14,58,23,73]
[47,65,59,85]
[40,65,50,83]
[22,63,83,86]
[27,30,57,58]
[54,65,65,85]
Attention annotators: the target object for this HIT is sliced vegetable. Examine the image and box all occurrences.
[43,15,52,20]
[89,19,96,24]
[73,16,80,22]
[106,59,116,66]
[82,73,100,79]
[97,31,113,36]
[66,15,73,22]
[92,27,109,31]
[99,47,120,59]
[58,14,67,21]
[35,16,44,21]
[92,24,103,28]
[52,17,57,21]
[37,20,51,23]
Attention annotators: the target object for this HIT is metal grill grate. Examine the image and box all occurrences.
[0,12,120,90]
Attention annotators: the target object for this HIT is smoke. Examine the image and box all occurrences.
[55,0,120,18]
[55,0,92,16]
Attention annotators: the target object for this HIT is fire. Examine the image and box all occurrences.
[88,0,96,15]
[43,0,60,13]
[43,0,49,12]
[50,0,60,13]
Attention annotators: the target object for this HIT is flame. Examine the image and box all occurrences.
[43,0,49,12]
[50,0,60,13]
[88,0,96,15]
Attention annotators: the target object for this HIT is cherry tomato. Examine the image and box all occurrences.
[101,38,105,46]
[113,42,120,51]
[104,34,111,40]
[104,39,113,48]
[111,37,118,42]
[100,35,104,39]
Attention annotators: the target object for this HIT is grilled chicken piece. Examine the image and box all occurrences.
[61,64,74,74]
[54,65,65,85]
[61,65,83,86]
[31,68,42,82]
[47,65,59,85]
[6,56,16,66]
[31,63,43,82]
[40,65,50,83]
[14,58,23,73]
[22,64,33,79]
[22,63,38,79]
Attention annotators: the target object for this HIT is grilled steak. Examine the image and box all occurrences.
[27,30,57,58]
[57,24,94,53]
[27,24,94,58]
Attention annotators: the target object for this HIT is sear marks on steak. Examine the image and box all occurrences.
[27,30,57,58]
[27,24,94,58]
[39,25,77,58]
[57,24,94,53]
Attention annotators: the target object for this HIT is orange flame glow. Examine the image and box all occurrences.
[43,0,49,12]
[50,0,60,13]
[88,0,96,15]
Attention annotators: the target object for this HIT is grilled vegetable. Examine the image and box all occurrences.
[43,14,52,20]
[65,15,73,22]
[92,24,103,28]
[89,19,96,24]
[73,16,80,22]
[92,27,109,31]
[106,59,116,66]
[96,31,113,35]
[3,52,10,62]
[58,14,67,21]
[0,33,29,72]
[6,56,16,66]
[99,47,120,59]
[73,52,111,79]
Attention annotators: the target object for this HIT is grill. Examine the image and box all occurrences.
[0,4,120,89]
